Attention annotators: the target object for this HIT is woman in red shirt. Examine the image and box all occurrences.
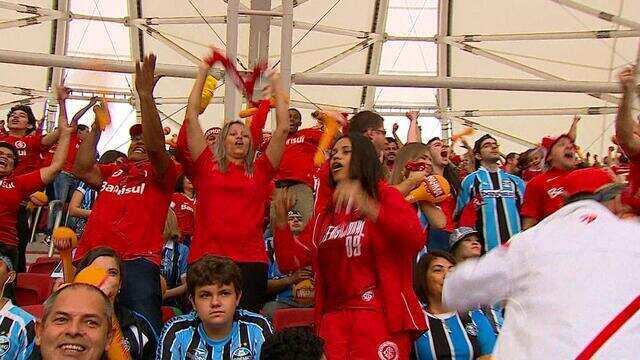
[183,53,289,312]
[274,132,426,359]
[170,174,195,247]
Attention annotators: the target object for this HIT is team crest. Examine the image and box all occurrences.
[361,290,374,302]
[377,341,399,360]
[112,169,124,177]
[231,346,253,360]
[0,334,10,355]
[465,322,478,336]
[192,347,208,360]
[14,140,26,149]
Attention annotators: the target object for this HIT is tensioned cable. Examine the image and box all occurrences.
[373,0,430,106]
[185,0,248,70]
[271,0,344,70]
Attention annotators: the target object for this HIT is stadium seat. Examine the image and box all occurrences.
[273,308,314,331]
[28,257,60,274]
[15,273,54,307]
[22,304,44,321]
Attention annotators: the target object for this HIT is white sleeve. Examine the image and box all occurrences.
[442,244,513,312]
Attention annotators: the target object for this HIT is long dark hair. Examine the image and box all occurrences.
[74,247,123,280]
[413,250,456,305]
[328,132,383,200]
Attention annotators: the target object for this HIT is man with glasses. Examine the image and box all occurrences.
[348,110,388,155]
[454,134,525,252]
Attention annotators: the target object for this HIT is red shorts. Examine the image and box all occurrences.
[319,309,411,360]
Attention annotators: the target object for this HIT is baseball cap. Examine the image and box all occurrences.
[129,124,142,138]
[0,253,14,272]
[541,134,572,161]
[449,227,480,251]
[563,167,624,201]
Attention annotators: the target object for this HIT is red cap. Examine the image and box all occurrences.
[541,134,572,161]
[129,124,142,137]
[562,167,618,198]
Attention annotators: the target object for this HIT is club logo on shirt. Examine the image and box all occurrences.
[112,169,124,177]
[547,187,565,199]
[377,341,399,360]
[14,140,26,149]
[191,347,208,360]
[0,180,16,189]
[361,290,374,302]
[465,322,479,336]
[0,334,10,356]
[231,346,253,360]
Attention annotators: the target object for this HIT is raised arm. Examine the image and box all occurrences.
[264,74,290,168]
[406,111,421,143]
[135,53,172,179]
[41,86,71,146]
[40,96,75,184]
[70,96,99,127]
[567,114,580,142]
[72,122,102,188]
[615,67,640,158]
[184,58,209,160]
[272,189,313,273]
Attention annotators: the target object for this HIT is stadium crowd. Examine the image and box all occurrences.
[0,50,638,359]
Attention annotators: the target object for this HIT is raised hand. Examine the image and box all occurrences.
[135,53,161,97]
[618,66,636,91]
[55,86,71,101]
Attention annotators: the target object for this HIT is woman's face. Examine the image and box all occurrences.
[330,137,352,183]
[224,123,251,160]
[425,257,455,300]
[91,256,121,303]
[182,176,194,194]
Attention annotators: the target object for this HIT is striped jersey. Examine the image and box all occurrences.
[454,167,525,251]
[0,300,35,360]
[156,310,273,360]
[414,309,496,360]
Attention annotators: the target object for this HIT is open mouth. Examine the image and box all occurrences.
[58,343,86,354]
[0,157,8,167]
[331,162,344,173]
[132,146,146,155]
[440,149,448,158]
[563,151,575,160]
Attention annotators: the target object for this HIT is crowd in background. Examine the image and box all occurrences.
[0,50,638,359]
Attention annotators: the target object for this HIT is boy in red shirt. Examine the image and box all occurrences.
[71,54,177,332]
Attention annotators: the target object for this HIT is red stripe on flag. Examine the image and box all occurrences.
[575,294,640,359]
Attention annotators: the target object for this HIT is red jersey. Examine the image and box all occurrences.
[520,168,571,221]
[521,168,543,182]
[274,184,426,335]
[0,133,43,175]
[170,192,195,236]
[40,133,81,171]
[188,147,275,264]
[439,196,456,233]
[75,160,178,264]
[0,171,43,246]
[274,128,323,186]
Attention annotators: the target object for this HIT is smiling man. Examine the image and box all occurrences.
[35,283,113,360]
[157,255,273,360]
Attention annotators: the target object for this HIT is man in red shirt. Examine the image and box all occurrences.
[614,66,640,213]
[72,54,177,332]
[520,133,578,229]
[268,108,323,227]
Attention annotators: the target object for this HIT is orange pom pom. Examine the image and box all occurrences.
[451,127,475,143]
[406,175,451,204]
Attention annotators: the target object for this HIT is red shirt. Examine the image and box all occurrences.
[75,160,178,264]
[188,147,276,264]
[439,196,456,232]
[0,133,43,175]
[41,133,81,171]
[274,184,426,334]
[522,168,543,182]
[520,168,571,221]
[0,171,43,246]
[611,163,631,184]
[170,192,195,236]
[274,128,323,186]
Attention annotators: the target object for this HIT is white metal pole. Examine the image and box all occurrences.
[548,0,640,29]
[137,24,202,66]
[437,0,451,142]
[132,16,234,26]
[71,13,125,23]
[0,1,62,16]
[292,73,622,93]
[362,0,390,109]
[440,29,640,42]
[272,18,368,38]
[225,0,241,121]
[280,0,294,94]
[446,40,622,106]
[0,15,59,30]
[271,0,310,12]
[0,49,223,79]
[128,0,143,123]
[0,97,46,111]
[442,106,618,117]
[303,38,378,73]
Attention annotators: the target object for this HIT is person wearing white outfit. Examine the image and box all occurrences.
[442,167,640,359]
